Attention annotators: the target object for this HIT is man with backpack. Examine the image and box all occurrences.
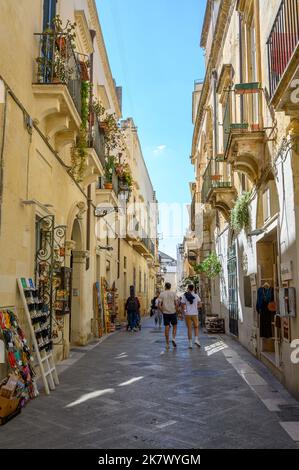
[181,284,202,349]
[125,286,140,332]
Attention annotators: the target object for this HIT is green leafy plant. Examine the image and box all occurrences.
[104,155,117,183]
[92,98,125,156]
[70,81,90,182]
[230,191,252,232]
[36,15,77,84]
[115,162,133,189]
[194,252,222,279]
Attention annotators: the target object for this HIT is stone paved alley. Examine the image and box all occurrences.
[1,318,299,449]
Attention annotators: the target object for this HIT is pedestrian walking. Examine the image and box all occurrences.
[151,292,162,328]
[158,282,178,351]
[125,286,140,332]
[181,284,202,349]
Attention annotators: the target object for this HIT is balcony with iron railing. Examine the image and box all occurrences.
[32,29,84,147]
[34,31,82,114]
[201,160,236,221]
[267,0,299,110]
[88,116,106,169]
[222,84,269,181]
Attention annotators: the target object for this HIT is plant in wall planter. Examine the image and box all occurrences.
[194,252,222,279]
[230,191,252,233]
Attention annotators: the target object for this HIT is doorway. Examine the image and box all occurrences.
[256,228,279,360]
[69,219,83,345]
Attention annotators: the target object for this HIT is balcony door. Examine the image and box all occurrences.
[43,0,57,30]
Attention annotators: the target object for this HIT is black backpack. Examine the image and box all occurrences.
[127,297,138,313]
[151,297,157,309]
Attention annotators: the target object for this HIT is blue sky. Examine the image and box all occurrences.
[97,0,206,257]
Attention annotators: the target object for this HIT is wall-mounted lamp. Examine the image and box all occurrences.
[94,207,118,218]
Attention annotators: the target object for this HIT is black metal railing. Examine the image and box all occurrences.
[88,117,106,168]
[267,0,299,97]
[34,31,82,115]
[201,160,232,203]
[141,233,155,257]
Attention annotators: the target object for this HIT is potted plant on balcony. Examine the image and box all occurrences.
[36,15,76,84]
[104,155,116,189]
[115,162,133,190]
[211,174,222,181]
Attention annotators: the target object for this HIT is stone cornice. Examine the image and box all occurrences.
[192,0,234,157]
[87,0,121,119]
[200,0,212,48]
[75,10,94,55]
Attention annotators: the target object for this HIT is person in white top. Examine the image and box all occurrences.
[158,282,178,351]
[181,284,202,349]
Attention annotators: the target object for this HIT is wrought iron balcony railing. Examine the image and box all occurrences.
[267,0,299,97]
[34,31,82,115]
[201,160,232,204]
[88,116,106,168]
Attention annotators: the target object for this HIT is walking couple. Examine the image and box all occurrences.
[157,282,201,351]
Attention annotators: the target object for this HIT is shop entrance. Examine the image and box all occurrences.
[256,228,279,361]
[228,245,239,337]
[69,219,84,345]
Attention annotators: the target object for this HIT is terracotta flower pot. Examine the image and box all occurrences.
[211,175,222,181]
[104,182,113,190]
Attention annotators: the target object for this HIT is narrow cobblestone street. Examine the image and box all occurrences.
[1,318,299,449]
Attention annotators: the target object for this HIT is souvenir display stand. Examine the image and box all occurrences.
[0,306,38,424]
[17,278,59,395]
[94,282,104,338]
[101,278,111,333]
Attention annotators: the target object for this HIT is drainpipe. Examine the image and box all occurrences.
[86,29,96,271]
[212,69,218,167]
[239,13,244,123]
[0,80,8,234]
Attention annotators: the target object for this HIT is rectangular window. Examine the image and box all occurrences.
[124,256,127,269]
[139,269,142,293]
[133,267,136,289]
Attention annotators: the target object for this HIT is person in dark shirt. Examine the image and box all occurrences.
[125,285,140,332]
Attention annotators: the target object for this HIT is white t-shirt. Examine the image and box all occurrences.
[181,293,201,316]
[158,290,177,314]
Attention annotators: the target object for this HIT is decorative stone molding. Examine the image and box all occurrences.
[72,250,90,260]
[65,240,76,256]
[76,201,87,220]
[87,0,121,118]
[75,10,94,55]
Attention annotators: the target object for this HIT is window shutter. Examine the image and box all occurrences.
[43,0,57,30]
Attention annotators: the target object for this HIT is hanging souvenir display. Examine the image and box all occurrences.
[0,307,38,423]
[17,278,59,395]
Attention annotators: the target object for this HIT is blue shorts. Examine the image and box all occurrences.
[163,313,177,327]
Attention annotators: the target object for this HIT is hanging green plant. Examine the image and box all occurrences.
[230,191,252,232]
[194,252,222,279]
[92,98,126,155]
[70,81,90,182]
